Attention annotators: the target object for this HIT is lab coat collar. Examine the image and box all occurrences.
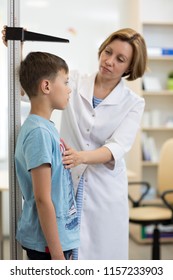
[78,72,96,106]
[79,72,126,106]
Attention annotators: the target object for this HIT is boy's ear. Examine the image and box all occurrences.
[40,79,50,94]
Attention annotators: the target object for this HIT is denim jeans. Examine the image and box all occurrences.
[23,247,72,260]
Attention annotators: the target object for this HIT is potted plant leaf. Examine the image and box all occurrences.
[167,71,173,90]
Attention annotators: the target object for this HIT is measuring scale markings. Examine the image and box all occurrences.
[8,0,22,260]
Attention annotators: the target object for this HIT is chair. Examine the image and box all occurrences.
[128,138,173,260]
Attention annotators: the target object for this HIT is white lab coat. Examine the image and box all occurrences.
[60,71,145,260]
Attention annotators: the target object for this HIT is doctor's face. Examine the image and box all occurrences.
[98,39,133,81]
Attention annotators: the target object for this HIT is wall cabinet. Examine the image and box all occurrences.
[131,30,173,243]
[141,22,173,194]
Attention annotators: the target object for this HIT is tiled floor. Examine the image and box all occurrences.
[2,236,173,260]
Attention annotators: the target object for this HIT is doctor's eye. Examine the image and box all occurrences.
[105,49,112,55]
[117,56,126,63]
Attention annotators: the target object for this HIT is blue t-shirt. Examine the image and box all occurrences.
[15,114,79,252]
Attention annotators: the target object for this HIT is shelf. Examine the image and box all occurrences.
[130,224,173,244]
[142,161,158,167]
[148,56,173,61]
[142,90,173,96]
[139,0,173,197]
[142,127,173,131]
[134,0,173,246]
[142,22,173,26]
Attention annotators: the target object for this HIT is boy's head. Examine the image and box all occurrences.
[19,51,69,99]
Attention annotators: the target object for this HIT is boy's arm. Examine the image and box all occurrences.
[31,163,65,260]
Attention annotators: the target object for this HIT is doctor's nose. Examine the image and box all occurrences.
[105,56,114,66]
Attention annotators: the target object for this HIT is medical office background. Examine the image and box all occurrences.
[0,0,173,258]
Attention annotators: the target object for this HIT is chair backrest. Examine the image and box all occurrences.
[157,138,173,204]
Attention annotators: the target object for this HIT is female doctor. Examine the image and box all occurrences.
[2,27,147,260]
[61,28,147,260]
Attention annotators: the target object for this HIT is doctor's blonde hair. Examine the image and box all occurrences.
[98,28,147,81]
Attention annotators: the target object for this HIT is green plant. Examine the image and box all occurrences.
[168,71,173,78]
[167,71,173,90]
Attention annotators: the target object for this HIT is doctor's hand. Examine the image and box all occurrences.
[1,25,26,48]
[62,145,84,169]
[1,25,7,47]
[62,145,113,167]
[2,25,26,97]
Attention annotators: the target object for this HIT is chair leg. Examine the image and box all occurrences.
[0,239,3,260]
[152,226,160,260]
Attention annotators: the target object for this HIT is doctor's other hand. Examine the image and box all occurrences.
[1,25,7,47]
[62,147,84,169]
[1,25,26,48]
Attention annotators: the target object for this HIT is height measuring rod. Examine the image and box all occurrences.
[7,1,70,260]
[8,0,22,260]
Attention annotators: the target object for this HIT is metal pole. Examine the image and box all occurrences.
[8,0,22,260]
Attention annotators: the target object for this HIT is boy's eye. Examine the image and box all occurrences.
[65,81,69,85]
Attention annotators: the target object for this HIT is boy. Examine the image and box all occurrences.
[15,52,79,260]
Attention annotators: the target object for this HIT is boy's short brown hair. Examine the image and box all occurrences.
[19,51,69,98]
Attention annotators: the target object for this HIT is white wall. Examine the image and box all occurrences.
[0,1,7,160]
[20,0,133,129]
[140,0,173,22]
[21,0,131,74]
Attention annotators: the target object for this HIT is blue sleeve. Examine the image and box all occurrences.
[23,127,53,171]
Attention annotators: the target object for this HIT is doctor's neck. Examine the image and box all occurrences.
[95,74,120,92]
